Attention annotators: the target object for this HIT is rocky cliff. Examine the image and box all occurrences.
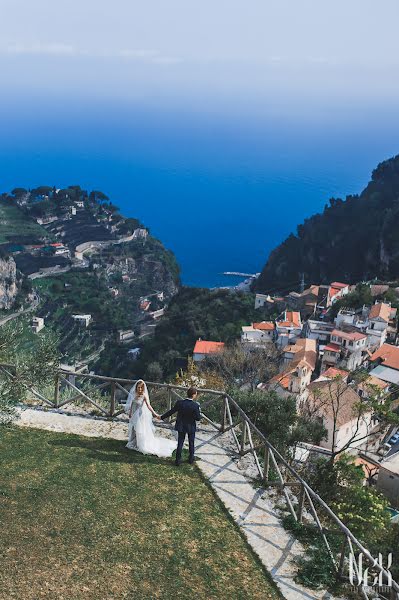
[0,257,19,309]
[256,154,399,292]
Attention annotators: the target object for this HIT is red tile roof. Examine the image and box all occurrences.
[323,367,349,379]
[370,343,399,371]
[324,343,341,353]
[358,375,389,391]
[270,372,291,390]
[329,287,341,299]
[331,329,367,342]
[284,339,317,371]
[369,302,391,323]
[330,282,348,289]
[277,311,301,328]
[253,321,275,331]
[193,340,225,355]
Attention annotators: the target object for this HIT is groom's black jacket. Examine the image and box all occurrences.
[161,398,201,433]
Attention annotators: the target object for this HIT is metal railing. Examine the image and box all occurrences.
[2,363,398,600]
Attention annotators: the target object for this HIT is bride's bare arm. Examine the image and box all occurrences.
[144,395,159,418]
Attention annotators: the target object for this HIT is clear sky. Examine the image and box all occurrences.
[1,1,399,286]
[1,0,399,110]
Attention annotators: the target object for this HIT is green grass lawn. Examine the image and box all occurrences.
[0,428,280,600]
[0,201,48,244]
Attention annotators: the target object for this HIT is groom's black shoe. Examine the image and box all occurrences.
[175,460,181,467]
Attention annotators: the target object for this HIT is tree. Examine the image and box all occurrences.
[0,322,60,425]
[231,388,326,455]
[301,375,396,463]
[31,186,53,197]
[309,455,391,549]
[11,188,27,198]
[205,341,279,391]
[175,357,225,391]
[145,361,163,382]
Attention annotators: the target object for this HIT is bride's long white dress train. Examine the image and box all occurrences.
[126,385,176,458]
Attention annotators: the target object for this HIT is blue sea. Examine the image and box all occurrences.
[1,94,399,288]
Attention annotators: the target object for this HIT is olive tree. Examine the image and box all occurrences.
[0,321,59,425]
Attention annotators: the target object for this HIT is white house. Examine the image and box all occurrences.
[54,246,70,256]
[377,452,399,507]
[303,319,335,344]
[254,293,274,310]
[149,308,165,320]
[72,314,92,327]
[118,329,135,342]
[328,282,350,305]
[261,338,317,406]
[335,306,368,331]
[321,329,367,372]
[367,302,394,349]
[275,311,302,348]
[31,316,44,333]
[241,321,275,344]
[193,340,225,362]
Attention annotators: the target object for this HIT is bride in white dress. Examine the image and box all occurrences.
[125,379,177,458]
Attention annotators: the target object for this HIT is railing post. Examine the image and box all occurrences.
[297,484,306,522]
[337,536,348,582]
[167,387,172,422]
[263,445,270,483]
[54,373,60,408]
[109,381,116,417]
[240,419,247,455]
[220,396,227,433]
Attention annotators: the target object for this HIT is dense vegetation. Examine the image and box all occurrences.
[256,154,399,292]
[0,198,49,245]
[100,288,259,381]
[287,455,399,590]
[0,185,180,367]
[0,320,59,424]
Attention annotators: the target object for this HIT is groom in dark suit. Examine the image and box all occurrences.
[160,387,201,466]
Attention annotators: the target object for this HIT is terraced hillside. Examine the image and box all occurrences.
[0,199,49,245]
[44,210,115,248]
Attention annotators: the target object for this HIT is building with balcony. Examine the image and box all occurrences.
[321,329,367,372]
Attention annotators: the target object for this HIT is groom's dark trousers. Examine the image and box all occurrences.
[161,398,201,464]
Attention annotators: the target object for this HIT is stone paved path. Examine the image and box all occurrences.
[16,406,341,600]
[195,428,336,600]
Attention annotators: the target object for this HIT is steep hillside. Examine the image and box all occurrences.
[0,257,20,309]
[0,186,180,367]
[0,199,49,245]
[256,154,399,292]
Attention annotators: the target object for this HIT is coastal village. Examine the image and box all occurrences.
[192,280,399,509]
[2,187,399,513]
